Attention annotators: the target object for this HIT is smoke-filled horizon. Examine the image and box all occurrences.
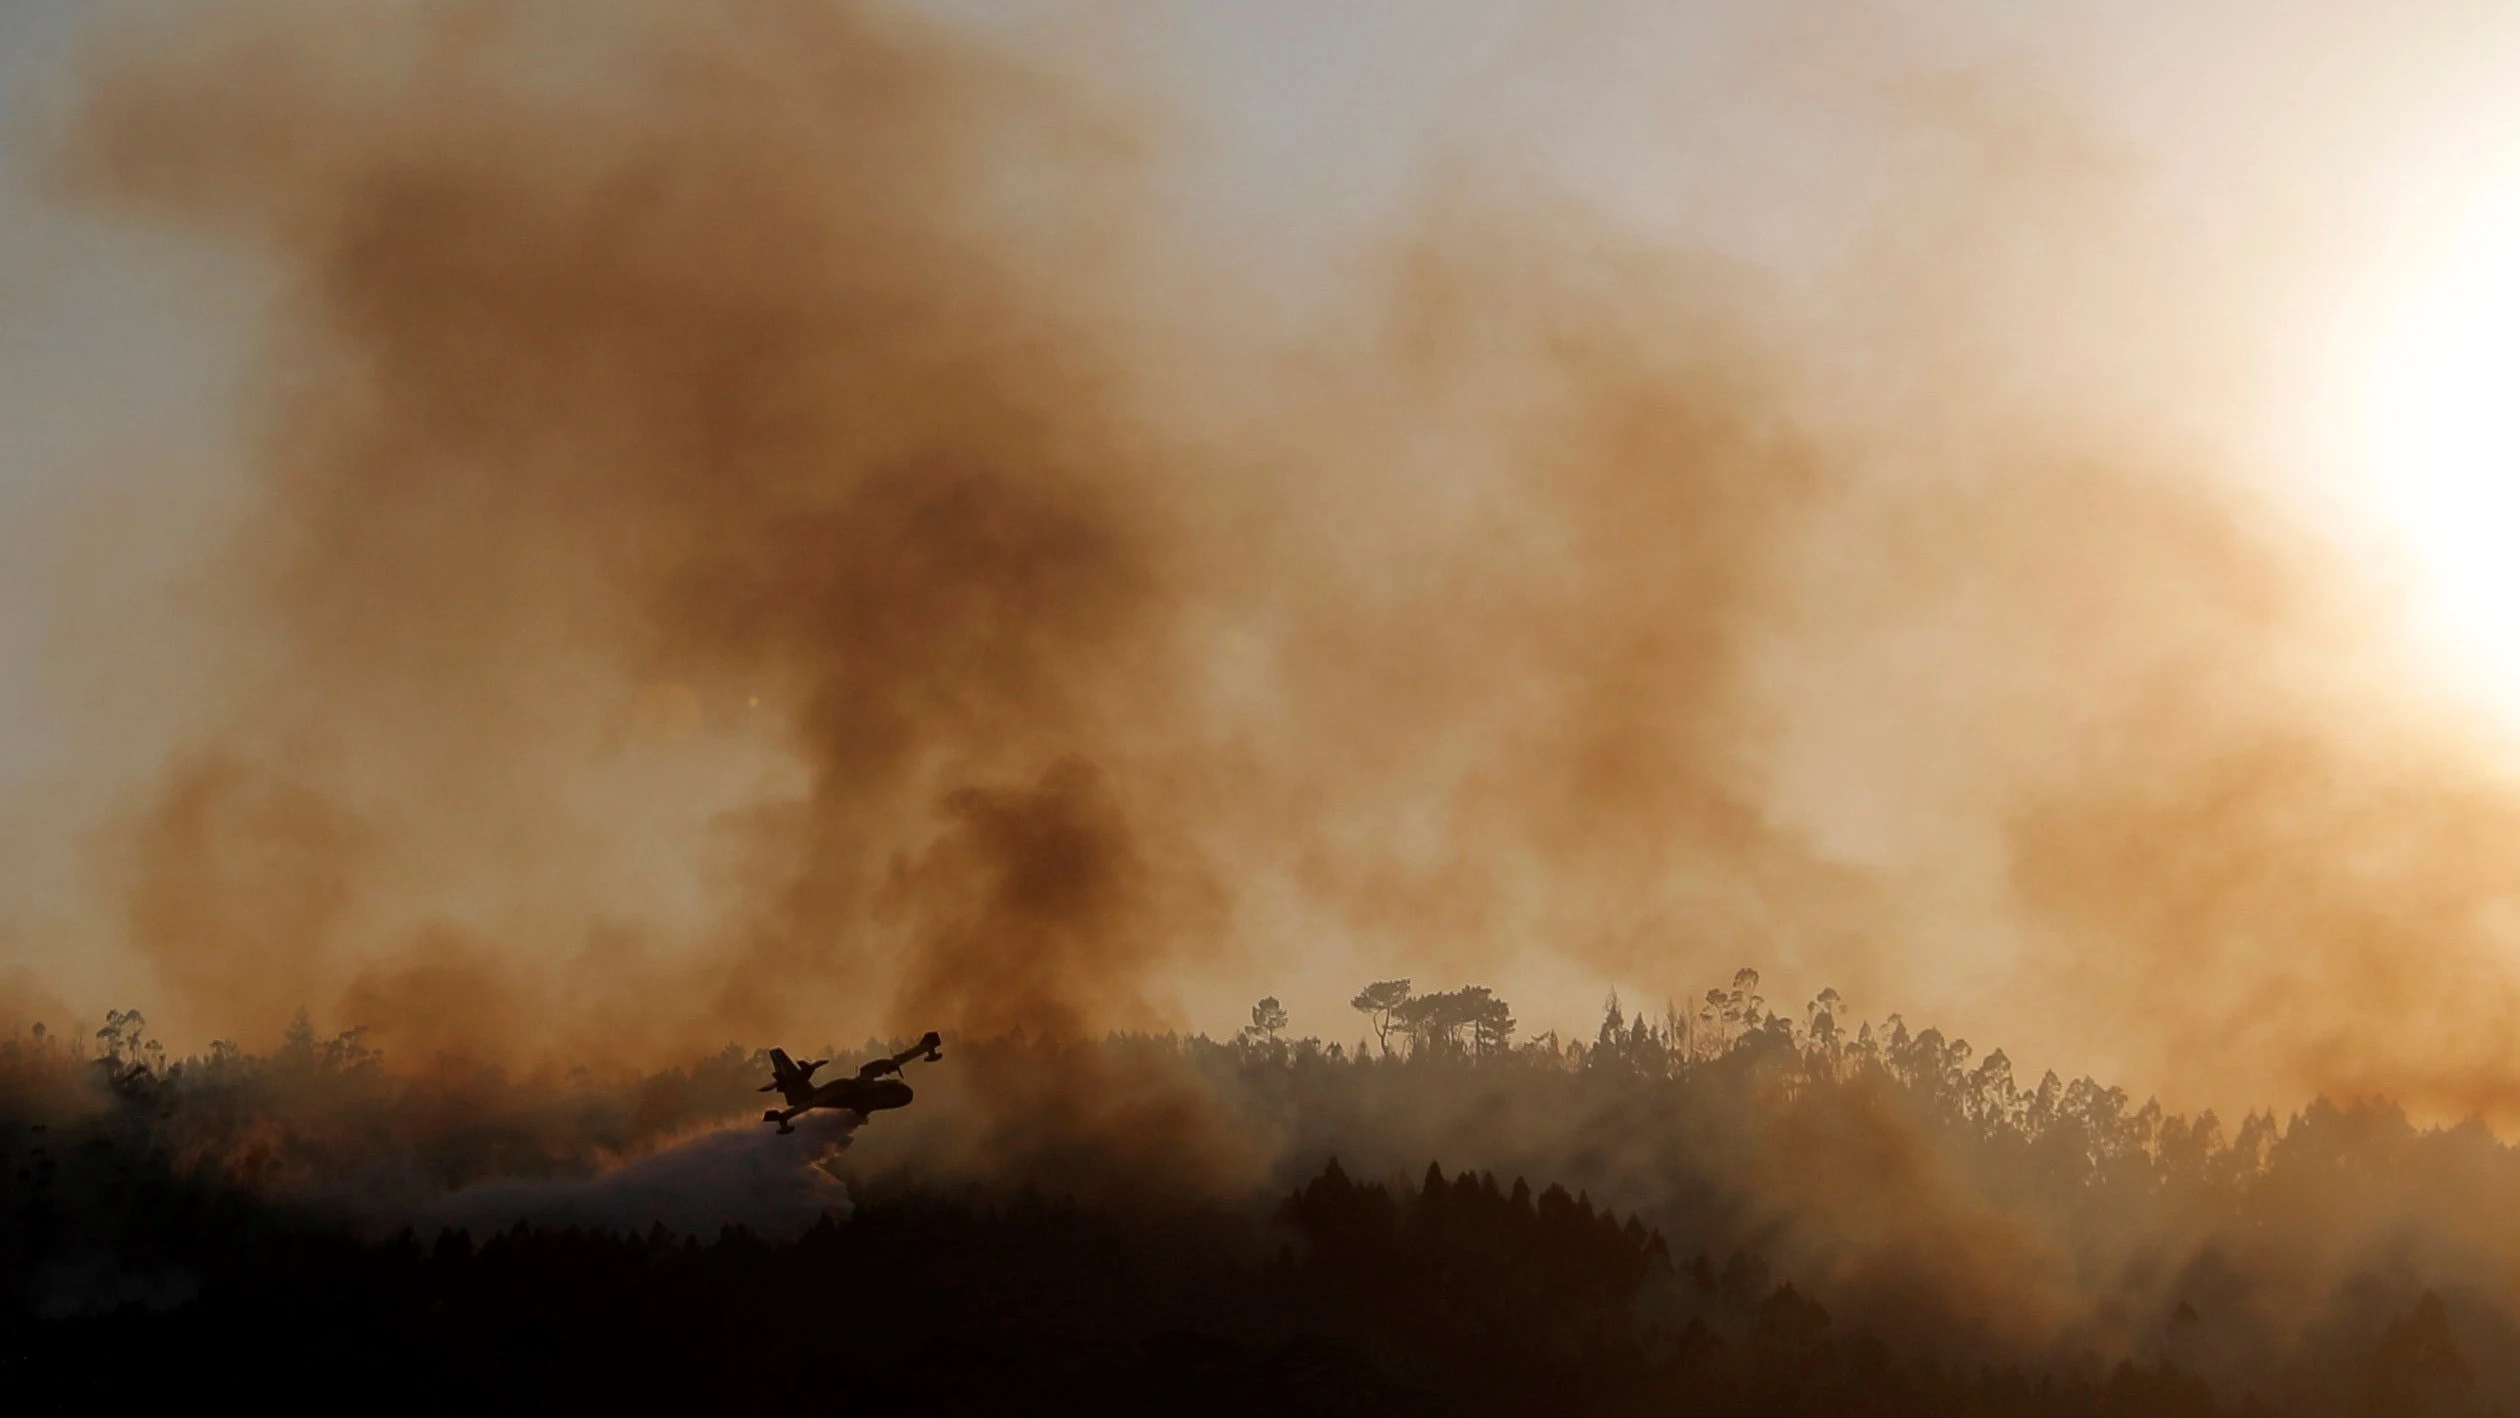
[9,0,2520,1126]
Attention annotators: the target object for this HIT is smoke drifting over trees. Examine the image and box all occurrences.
[7,983,2518,1415]
[15,0,2520,1409]
[10,0,2514,1124]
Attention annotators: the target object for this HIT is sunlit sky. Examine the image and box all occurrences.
[7,0,2520,1057]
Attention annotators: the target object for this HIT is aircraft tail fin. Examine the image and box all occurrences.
[763,1048,824,1107]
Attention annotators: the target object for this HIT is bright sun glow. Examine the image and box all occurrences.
[2350,179,2520,713]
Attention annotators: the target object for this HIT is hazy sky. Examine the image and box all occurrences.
[8,0,2520,1096]
[10,0,2513,742]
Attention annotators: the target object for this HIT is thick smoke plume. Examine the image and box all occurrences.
[36,0,1903,1082]
[57,0,1214,1065]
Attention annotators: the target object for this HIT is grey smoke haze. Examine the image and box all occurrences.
[6,0,2520,1133]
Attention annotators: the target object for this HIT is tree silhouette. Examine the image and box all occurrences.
[1349,979,1412,1055]
[94,1008,149,1070]
[1466,989,1515,1056]
[1248,996,1289,1045]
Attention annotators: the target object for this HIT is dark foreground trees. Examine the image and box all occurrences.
[4,1158,2251,1418]
[5,974,2512,1416]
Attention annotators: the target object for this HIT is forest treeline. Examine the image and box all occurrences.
[3,972,2514,1415]
[7,1155,2258,1416]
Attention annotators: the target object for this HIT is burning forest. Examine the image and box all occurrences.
[10,0,2520,1411]
[4,979,2510,1414]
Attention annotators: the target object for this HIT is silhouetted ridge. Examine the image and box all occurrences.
[5,980,2512,1415]
[7,1156,2267,1417]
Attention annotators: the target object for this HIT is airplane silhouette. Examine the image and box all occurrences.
[759,1031,942,1133]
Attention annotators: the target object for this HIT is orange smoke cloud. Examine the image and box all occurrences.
[21,0,2520,1140]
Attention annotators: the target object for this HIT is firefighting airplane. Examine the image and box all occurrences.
[759,1031,943,1133]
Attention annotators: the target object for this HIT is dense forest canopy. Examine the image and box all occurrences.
[4,971,2510,1415]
